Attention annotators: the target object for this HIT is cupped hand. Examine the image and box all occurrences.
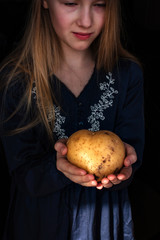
[55,140,137,190]
[96,142,137,190]
[54,139,97,187]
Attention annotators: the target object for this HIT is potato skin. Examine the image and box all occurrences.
[66,130,125,182]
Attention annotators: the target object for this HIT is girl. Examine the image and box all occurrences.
[0,0,144,239]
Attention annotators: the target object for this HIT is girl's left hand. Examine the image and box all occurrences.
[97,143,137,190]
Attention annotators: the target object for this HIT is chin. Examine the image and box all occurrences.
[72,42,93,51]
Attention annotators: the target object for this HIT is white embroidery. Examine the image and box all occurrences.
[31,84,67,139]
[32,86,37,99]
[31,72,118,138]
[53,106,68,139]
[88,72,118,131]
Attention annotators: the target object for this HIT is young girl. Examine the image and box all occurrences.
[0,0,144,239]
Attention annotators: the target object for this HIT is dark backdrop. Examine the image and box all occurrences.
[120,1,160,239]
[0,0,160,239]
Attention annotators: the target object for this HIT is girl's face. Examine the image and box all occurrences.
[42,0,106,54]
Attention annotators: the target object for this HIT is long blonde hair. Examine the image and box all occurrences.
[0,0,138,140]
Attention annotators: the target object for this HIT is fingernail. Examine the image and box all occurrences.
[108,175,115,181]
[97,184,103,190]
[118,175,125,180]
[102,179,109,184]
[91,180,97,186]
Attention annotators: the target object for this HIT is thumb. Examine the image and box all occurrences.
[54,139,68,156]
[124,143,137,167]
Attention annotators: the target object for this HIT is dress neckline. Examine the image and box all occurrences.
[52,66,96,100]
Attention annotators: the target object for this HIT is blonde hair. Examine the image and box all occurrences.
[0,0,138,140]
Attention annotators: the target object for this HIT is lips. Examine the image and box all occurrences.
[73,32,93,40]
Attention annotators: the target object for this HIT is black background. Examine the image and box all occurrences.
[0,0,160,239]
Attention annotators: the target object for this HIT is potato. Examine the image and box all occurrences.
[66,129,125,182]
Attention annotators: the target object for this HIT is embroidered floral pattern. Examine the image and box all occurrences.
[31,84,67,139]
[88,72,118,131]
[32,86,37,99]
[52,106,68,139]
[31,72,118,138]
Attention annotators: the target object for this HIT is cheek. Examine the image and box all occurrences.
[51,15,64,30]
[48,8,68,35]
[94,13,105,33]
[95,20,105,36]
[99,15,105,30]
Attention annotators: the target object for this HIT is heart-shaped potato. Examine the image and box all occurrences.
[66,129,125,182]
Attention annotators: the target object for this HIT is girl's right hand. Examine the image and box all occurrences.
[54,139,97,187]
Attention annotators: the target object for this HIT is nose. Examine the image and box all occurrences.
[77,7,92,28]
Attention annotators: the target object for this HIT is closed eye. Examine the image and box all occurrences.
[94,3,106,7]
[64,2,77,6]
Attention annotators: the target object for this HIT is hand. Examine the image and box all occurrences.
[96,143,137,190]
[54,139,97,187]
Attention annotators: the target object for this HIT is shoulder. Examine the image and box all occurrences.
[100,58,143,83]
[0,66,30,124]
[116,58,143,79]
[0,65,28,103]
[111,58,144,91]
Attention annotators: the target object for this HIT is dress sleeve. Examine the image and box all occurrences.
[0,80,71,197]
[110,61,145,191]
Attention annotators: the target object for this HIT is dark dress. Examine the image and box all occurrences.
[0,59,144,240]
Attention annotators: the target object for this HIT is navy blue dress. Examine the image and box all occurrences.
[1,59,144,240]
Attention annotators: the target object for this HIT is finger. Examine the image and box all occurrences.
[77,177,97,187]
[64,172,97,187]
[107,174,122,185]
[103,182,113,189]
[96,182,104,190]
[57,157,87,176]
[124,143,137,167]
[54,140,68,155]
[81,180,98,187]
[101,178,113,188]
[117,166,132,181]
